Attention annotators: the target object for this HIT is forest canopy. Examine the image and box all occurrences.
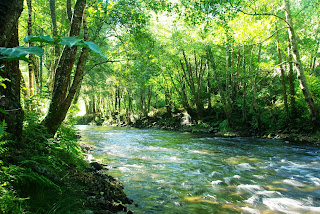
[1,0,320,137]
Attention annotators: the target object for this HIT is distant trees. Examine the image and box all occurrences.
[89,0,319,133]
[0,0,319,136]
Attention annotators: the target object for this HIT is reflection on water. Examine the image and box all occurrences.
[77,125,320,214]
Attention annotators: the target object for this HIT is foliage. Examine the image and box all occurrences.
[1,0,320,212]
[0,46,44,61]
[0,119,89,213]
[76,0,320,135]
[0,121,25,213]
[24,34,107,59]
[0,165,25,214]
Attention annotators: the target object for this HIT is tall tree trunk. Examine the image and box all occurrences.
[118,86,121,113]
[27,0,36,97]
[252,45,262,132]
[276,27,289,120]
[114,86,118,112]
[49,0,61,86]
[224,44,232,127]
[242,45,247,123]
[0,0,24,138]
[287,39,296,120]
[43,0,87,136]
[67,0,73,24]
[206,64,212,110]
[180,51,205,119]
[310,34,319,73]
[147,86,152,113]
[283,0,319,130]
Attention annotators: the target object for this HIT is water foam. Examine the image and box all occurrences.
[237,184,264,193]
[241,206,260,214]
[263,198,320,214]
[211,180,223,186]
[283,179,306,187]
[238,163,255,170]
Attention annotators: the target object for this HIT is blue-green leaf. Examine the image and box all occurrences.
[84,41,107,59]
[0,46,44,61]
[59,37,83,48]
[24,34,55,43]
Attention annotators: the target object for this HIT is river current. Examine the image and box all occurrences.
[77,125,320,214]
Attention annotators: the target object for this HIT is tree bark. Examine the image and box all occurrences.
[67,0,73,23]
[27,0,36,97]
[43,0,87,136]
[276,27,289,120]
[287,39,296,119]
[147,86,152,113]
[0,0,24,138]
[310,34,319,73]
[49,0,61,77]
[283,0,319,130]
[0,0,23,47]
[242,45,247,123]
[180,50,205,120]
[251,45,262,132]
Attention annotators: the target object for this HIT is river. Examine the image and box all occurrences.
[77,125,320,214]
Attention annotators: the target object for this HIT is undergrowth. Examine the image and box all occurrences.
[0,121,89,213]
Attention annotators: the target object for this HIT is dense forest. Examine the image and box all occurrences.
[0,0,320,212]
[1,0,320,136]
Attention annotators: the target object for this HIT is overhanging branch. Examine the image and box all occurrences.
[87,59,129,71]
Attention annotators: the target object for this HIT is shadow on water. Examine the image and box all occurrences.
[77,125,320,214]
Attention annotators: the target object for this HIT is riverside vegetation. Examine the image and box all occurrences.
[0,118,132,213]
[1,0,320,213]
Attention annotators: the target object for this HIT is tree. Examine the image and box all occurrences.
[283,0,319,129]
[42,0,87,136]
[0,0,24,138]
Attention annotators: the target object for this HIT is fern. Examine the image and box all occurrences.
[0,120,8,154]
[18,169,61,192]
[0,166,26,213]
[0,141,8,155]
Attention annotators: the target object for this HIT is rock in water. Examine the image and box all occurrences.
[90,162,104,171]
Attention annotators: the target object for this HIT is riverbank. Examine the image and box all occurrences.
[78,109,320,144]
[160,125,320,144]
[0,124,132,213]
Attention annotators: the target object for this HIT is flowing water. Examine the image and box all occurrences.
[77,125,320,214]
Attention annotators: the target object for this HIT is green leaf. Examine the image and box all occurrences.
[0,108,7,115]
[0,126,5,135]
[23,34,55,44]
[0,46,44,61]
[59,37,83,48]
[84,41,108,59]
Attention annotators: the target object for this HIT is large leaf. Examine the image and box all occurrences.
[23,35,107,59]
[59,37,83,48]
[83,41,108,59]
[0,46,44,61]
[23,34,55,44]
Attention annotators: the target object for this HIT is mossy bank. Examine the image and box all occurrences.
[0,123,132,214]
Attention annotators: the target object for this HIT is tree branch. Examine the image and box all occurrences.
[232,26,288,51]
[233,5,290,26]
[87,59,129,71]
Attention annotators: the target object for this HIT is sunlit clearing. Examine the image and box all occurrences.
[77,99,86,116]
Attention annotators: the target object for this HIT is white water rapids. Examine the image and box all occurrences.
[77,125,320,213]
